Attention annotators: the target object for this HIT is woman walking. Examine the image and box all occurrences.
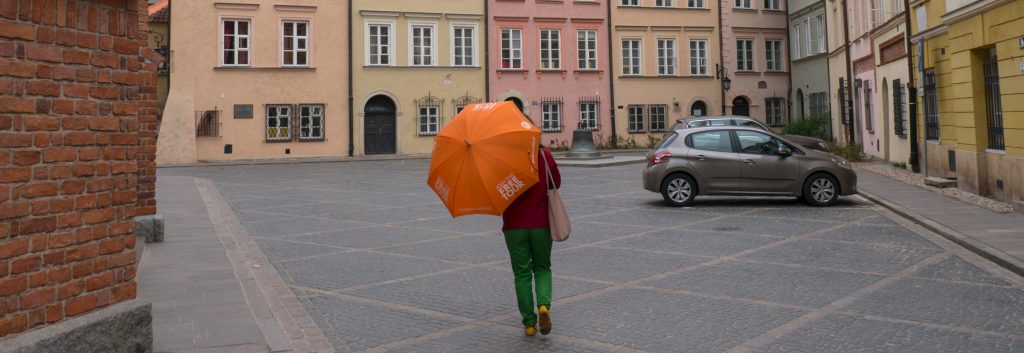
[502,141,561,336]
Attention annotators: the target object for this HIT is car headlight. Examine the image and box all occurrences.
[818,141,829,150]
[830,157,852,169]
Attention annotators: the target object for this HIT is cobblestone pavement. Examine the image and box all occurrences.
[161,160,1024,353]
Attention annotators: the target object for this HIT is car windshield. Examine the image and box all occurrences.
[737,120,767,130]
[687,119,731,127]
[658,132,679,149]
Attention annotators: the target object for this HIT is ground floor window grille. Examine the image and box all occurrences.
[893,79,906,137]
[649,105,667,132]
[809,92,829,118]
[453,94,481,116]
[983,48,1003,150]
[196,110,221,138]
[839,78,848,125]
[627,105,645,133]
[541,97,562,132]
[416,95,443,136]
[765,98,784,126]
[299,104,324,141]
[266,105,291,141]
[924,69,939,140]
[864,84,873,132]
[578,97,599,131]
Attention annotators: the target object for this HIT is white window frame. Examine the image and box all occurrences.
[735,0,752,9]
[765,98,784,126]
[298,104,324,141]
[418,105,439,135]
[220,18,251,67]
[808,18,819,56]
[621,0,639,6]
[656,0,674,7]
[816,14,826,54]
[689,39,708,75]
[688,0,705,7]
[622,39,642,76]
[409,22,437,67]
[500,28,523,69]
[579,101,598,130]
[365,21,394,66]
[765,40,783,71]
[736,39,754,71]
[793,24,801,59]
[650,105,667,132]
[450,24,477,67]
[657,38,677,76]
[577,30,598,70]
[804,19,812,57]
[539,29,562,70]
[764,0,781,10]
[266,105,291,141]
[627,105,645,133]
[281,20,309,67]
[541,102,562,132]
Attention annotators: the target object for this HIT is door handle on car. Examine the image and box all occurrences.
[695,155,708,161]
[743,159,756,164]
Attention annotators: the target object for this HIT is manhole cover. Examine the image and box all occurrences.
[712,226,742,232]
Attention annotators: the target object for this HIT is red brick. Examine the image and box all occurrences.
[60,179,85,195]
[0,59,36,78]
[75,32,96,49]
[108,249,135,268]
[0,237,29,259]
[43,250,64,265]
[53,66,76,81]
[20,216,56,234]
[27,270,47,288]
[0,0,17,20]
[97,36,112,51]
[32,133,50,148]
[25,44,63,63]
[66,245,97,263]
[98,237,123,255]
[57,279,84,300]
[22,182,58,198]
[110,133,137,145]
[24,116,60,131]
[0,314,27,337]
[85,271,114,291]
[0,167,31,183]
[62,83,88,98]
[83,208,114,224]
[75,194,96,209]
[48,266,72,285]
[13,150,40,165]
[62,48,89,64]
[36,63,53,79]
[76,68,96,83]
[111,71,137,85]
[45,303,63,323]
[0,96,35,113]
[111,282,136,302]
[36,26,55,43]
[11,255,42,275]
[35,98,51,113]
[61,116,87,130]
[52,99,74,114]
[87,117,119,132]
[110,220,134,235]
[49,231,75,249]
[29,234,46,252]
[49,165,70,179]
[0,41,14,57]
[55,29,75,46]
[64,293,96,317]
[78,147,100,160]
[25,80,60,97]
[112,38,138,55]
[89,86,118,100]
[0,273,27,297]
[0,21,35,40]
[63,131,94,145]
[0,133,33,147]
[85,177,114,192]
[90,52,118,68]
[42,148,77,162]
[19,288,55,310]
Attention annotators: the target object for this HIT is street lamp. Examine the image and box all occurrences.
[716,64,731,114]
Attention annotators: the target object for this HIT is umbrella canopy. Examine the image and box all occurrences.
[427,102,542,217]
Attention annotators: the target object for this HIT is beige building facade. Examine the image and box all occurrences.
[352,0,486,156]
[720,0,790,128]
[611,0,723,147]
[870,6,911,164]
[158,0,349,164]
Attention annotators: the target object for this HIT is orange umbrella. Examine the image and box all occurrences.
[427,101,542,217]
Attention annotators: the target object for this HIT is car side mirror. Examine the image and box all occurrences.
[778,145,792,157]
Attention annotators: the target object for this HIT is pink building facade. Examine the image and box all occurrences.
[846,0,877,157]
[720,0,789,127]
[489,0,612,148]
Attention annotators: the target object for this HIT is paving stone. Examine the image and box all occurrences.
[575,208,715,228]
[256,238,347,262]
[684,215,841,237]
[741,239,942,274]
[557,220,657,245]
[245,217,366,238]
[378,235,510,264]
[556,246,707,283]
[746,206,880,222]
[399,215,504,234]
[280,251,462,291]
[290,225,464,249]
[913,256,1011,286]
[604,229,780,257]
[811,223,942,249]
[392,325,617,353]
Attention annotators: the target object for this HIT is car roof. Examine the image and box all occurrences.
[676,125,769,135]
[677,115,758,124]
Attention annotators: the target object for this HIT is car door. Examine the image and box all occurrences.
[733,130,801,193]
[684,130,743,193]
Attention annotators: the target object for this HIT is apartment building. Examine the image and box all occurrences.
[869,0,910,163]
[788,0,830,123]
[720,0,790,128]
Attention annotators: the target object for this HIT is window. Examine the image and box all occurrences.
[689,40,707,75]
[924,69,939,140]
[367,23,392,66]
[765,98,784,126]
[793,24,801,59]
[765,40,783,71]
[690,101,707,116]
[500,28,523,69]
[656,0,674,7]
[622,39,641,75]
[736,39,754,71]
[689,130,733,152]
[541,98,562,132]
[299,104,324,141]
[657,39,676,75]
[452,26,475,67]
[893,79,906,137]
[578,99,599,130]
[735,0,752,9]
[282,21,308,66]
[983,47,1003,150]
[577,30,598,70]
[454,95,481,116]
[540,29,561,69]
[736,130,783,155]
[688,0,705,7]
[266,105,291,141]
[410,24,435,66]
[196,110,220,138]
[815,14,826,54]
[650,105,667,131]
[627,105,645,133]
[418,106,439,135]
[839,78,848,125]
[764,0,781,10]
[221,19,250,66]
[809,92,829,117]
[621,0,639,5]
[864,83,873,131]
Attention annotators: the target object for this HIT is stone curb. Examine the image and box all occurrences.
[858,190,1024,278]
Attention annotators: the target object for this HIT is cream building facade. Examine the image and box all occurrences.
[158,0,349,164]
[720,0,790,128]
[870,0,911,164]
[352,0,486,156]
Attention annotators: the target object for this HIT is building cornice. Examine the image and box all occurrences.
[446,14,484,21]
[870,12,905,40]
[790,2,826,18]
[534,17,568,23]
[360,10,400,18]
[911,23,948,42]
[652,26,683,31]
[213,2,258,10]
[273,5,315,12]
[494,16,529,22]
[731,26,787,34]
[405,12,443,19]
[941,0,1014,25]
[684,26,715,32]
[615,25,647,32]
[570,18,605,24]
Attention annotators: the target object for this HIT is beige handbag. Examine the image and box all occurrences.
[542,153,571,242]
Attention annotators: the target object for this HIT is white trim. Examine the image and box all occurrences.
[364,20,395,66]
[274,5,315,12]
[446,14,484,20]
[538,28,562,70]
[219,17,253,67]
[214,2,258,10]
[621,38,643,76]
[405,12,443,19]
[360,10,400,17]
[656,37,678,76]
[499,27,524,70]
[280,19,311,67]
[688,38,708,76]
[576,29,599,70]
[450,23,479,67]
[408,21,438,67]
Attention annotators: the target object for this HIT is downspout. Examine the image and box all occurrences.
[718,0,726,114]
[347,0,354,156]
[606,0,617,146]
[841,0,855,144]
[484,1,489,101]
[902,0,919,172]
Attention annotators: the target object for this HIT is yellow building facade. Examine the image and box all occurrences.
[911,0,1024,203]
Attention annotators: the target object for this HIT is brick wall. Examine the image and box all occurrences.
[0,0,157,337]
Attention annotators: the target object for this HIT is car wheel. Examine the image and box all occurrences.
[803,173,839,207]
[661,174,697,207]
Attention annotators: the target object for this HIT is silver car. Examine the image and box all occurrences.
[642,126,857,207]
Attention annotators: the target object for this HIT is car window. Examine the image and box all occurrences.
[687,130,733,152]
[737,120,766,130]
[735,130,784,155]
[686,121,699,127]
[706,119,730,127]
[658,132,679,149]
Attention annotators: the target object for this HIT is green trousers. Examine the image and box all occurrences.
[502,228,553,327]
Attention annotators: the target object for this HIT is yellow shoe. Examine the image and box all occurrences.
[538,305,551,335]
[524,326,537,336]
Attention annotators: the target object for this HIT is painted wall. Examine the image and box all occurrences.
[159,0,349,164]
[721,0,790,127]
[612,0,722,147]
[789,1,830,122]
[871,19,911,164]
[489,0,611,148]
[353,0,486,156]
[826,0,852,143]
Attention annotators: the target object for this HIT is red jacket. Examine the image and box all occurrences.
[503,147,561,230]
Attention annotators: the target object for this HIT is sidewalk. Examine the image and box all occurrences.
[857,169,1024,277]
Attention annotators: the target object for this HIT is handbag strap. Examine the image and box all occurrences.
[541,148,556,190]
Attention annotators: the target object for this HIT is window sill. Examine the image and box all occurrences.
[733,7,757,12]
[536,69,567,73]
[574,69,603,73]
[734,70,759,75]
[418,133,440,137]
[764,70,788,75]
[215,66,316,71]
[985,148,1006,155]
[299,138,326,142]
[497,69,528,72]
[573,0,601,5]
[627,130,647,134]
[761,8,786,13]
[265,138,293,143]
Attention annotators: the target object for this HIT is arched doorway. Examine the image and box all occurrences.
[364,95,396,155]
[795,89,804,119]
[690,101,707,117]
[504,97,524,112]
[732,97,749,116]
